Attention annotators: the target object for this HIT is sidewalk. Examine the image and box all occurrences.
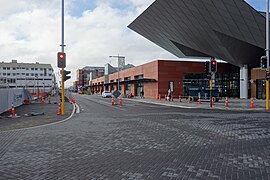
[0,95,74,131]
[125,97,270,111]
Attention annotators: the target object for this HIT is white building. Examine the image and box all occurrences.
[0,60,56,96]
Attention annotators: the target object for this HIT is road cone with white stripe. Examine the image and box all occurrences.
[57,103,61,115]
[225,97,229,108]
[112,97,115,106]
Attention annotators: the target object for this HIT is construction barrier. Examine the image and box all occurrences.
[112,97,115,106]
[119,97,123,106]
[41,97,45,105]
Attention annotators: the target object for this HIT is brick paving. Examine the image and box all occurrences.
[0,94,270,179]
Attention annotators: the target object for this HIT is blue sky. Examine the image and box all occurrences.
[246,0,265,11]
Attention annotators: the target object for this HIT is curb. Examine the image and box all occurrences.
[0,103,77,133]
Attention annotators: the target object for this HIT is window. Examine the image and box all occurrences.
[26,68,29,70]
[40,74,43,76]
[3,67,6,70]
[31,73,34,76]
[35,68,38,70]
[17,73,20,75]
[35,73,38,76]
[3,73,6,76]
[40,68,43,70]
[7,73,10,76]
[31,68,34,70]
[13,67,16,70]
[7,67,10,70]
[22,73,25,75]
[13,73,16,76]
[48,74,52,76]
[26,73,29,76]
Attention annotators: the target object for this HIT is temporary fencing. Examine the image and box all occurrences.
[0,88,32,114]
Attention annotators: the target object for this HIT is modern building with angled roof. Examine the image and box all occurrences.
[128,0,267,99]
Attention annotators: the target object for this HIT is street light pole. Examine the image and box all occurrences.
[109,55,125,91]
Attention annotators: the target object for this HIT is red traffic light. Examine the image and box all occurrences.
[59,54,65,59]
[211,61,216,65]
[57,52,66,68]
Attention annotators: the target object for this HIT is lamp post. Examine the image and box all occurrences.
[109,55,125,91]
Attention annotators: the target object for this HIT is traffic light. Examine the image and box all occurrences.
[261,56,267,69]
[57,52,66,68]
[63,70,71,81]
[204,61,210,74]
[210,59,217,72]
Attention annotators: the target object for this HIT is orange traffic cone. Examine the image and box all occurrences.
[211,98,215,107]
[112,97,115,106]
[250,98,255,108]
[187,96,190,103]
[179,96,181,102]
[71,97,76,104]
[41,97,45,105]
[198,97,202,104]
[119,97,123,106]
[57,103,62,115]
[11,102,16,117]
[225,97,229,108]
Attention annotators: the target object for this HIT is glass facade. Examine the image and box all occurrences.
[183,72,240,97]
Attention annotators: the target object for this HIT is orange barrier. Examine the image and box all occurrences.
[250,98,255,108]
[41,97,45,105]
[225,97,229,107]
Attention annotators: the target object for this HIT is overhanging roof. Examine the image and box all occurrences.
[128,0,266,68]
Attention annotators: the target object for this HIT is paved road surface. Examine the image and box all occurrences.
[0,94,270,179]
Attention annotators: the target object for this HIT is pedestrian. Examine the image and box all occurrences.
[141,90,144,98]
[167,88,171,101]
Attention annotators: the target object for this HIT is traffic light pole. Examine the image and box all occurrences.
[60,0,65,115]
[210,77,212,108]
[266,0,269,110]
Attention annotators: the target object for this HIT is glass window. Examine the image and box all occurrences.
[12,73,16,76]
[7,67,10,70]
[17,73,20,75]
[40,68,43,70]
[40,74,43,76]
[13,67,16,70]
[26,73,29,76]
[3,67,6,70]
[3,73,6,75]
[35,68,38,70]
[31,73,34,76]
[26,68,29,70]
[35,73,38,76]
[7,73,10,76]
[31,68,34,70]
[48,74,52,76]
[22,73,25,75]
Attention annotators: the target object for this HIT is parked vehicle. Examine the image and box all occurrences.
[102,91,112,98]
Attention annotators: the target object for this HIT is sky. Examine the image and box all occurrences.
[0,0,265,86]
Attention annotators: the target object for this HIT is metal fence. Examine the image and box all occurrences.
[0,88,32,114]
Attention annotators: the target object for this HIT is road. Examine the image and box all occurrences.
[0,94,270,179]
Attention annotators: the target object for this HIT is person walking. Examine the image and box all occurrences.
[141,89,144,98]
[167,88,171,101]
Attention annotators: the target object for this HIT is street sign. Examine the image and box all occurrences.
[112,90,121,99]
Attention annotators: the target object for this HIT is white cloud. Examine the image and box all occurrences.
[0,0,176,86]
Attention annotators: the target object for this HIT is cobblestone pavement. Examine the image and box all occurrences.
[0,97,73,131]
[0,94,270,179]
